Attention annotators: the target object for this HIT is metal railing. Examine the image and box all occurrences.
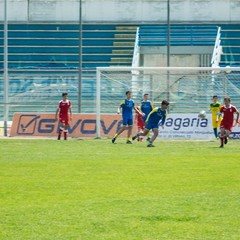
[211,27,222,67]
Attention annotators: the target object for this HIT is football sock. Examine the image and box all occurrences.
[127,137,131,142]
[58,127,64,139]
[213,128,218,138]
[114,133,119,139]
[220,136,224,145]
[147,132,150,138]
[64,130,68,140]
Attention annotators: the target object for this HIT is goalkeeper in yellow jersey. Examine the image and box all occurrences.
[209,95,222,138]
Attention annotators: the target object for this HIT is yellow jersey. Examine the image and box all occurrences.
[210,102,222,120]
[210,102,222,128]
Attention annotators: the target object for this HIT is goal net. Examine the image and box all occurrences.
[96,67,240,138]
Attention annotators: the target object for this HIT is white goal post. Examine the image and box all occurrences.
[96,66,240,138]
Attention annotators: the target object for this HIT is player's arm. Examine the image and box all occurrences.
[134,112,138,123]
[236,111,239,123]
[117,100,124,114]
[234,109,239,127]
[69,107,73,121]
[134,106,145,116]
[216,112,223,120]
[216,104,223,122]
[150,101,154,110]
[55,107,59,121]
[159,113,167,129]
[216,112,219,122]
[217,107,223,119]
[117,105,122,114]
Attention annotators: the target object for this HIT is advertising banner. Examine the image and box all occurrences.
[10,113,240,139]
[159,114,240,139]
[159,114,212,139]
[10,113,133,138]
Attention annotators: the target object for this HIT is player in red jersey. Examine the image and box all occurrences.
[135,106,145,141]
[218,97,239,148]
[55,92,72,140]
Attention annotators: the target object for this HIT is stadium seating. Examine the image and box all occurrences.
[0,24,136,72]
[138,25,217,46]
[219,24,240,67]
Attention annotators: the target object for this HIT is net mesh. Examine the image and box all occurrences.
[99,68,240,113]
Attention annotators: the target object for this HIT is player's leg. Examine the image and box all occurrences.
[213,128,218,138]
[134,119,152,140]
[219,127,225,148]
[146,131,151,141]
[112,125,126,143]
[212,119,218,138]
[224,129,231,144]
[142,117,151,141]
[125,118,134,144]
[137,125,142,141]
[126,125,133,144]
[132,128,149,141]
[216,119,222,139]
[138,125,144,142]
[63,124,68,140]
[112,117,127,144]
[147,128,158,147]
[58,121,64,140]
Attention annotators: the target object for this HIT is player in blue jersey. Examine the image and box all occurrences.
[112,91,144,144]
[140,93,154,140]
[132,100,169,147]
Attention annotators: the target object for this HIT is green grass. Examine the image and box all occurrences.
[1,138,240,240]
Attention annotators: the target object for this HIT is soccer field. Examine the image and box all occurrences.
[1,138,240,240]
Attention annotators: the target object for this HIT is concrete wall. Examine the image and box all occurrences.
[141,46,213,67]
[0,0,240,22]
[143,54,200,67]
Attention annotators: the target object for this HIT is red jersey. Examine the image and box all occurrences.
[58,100,71,117]
[220,104,237,129]
[135,111,144,129]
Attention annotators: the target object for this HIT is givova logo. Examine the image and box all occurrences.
[17,115,41,134]
[11,113,128,137]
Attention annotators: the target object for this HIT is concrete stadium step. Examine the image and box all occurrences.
[114,34,136,38]
[116,26,138,31]
[110,58,132,63]
[112,49,133,54]
[114,42,135,47]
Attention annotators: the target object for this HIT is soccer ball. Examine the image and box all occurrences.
[198,110,206,119]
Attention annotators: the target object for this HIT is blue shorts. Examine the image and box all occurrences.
[142,115,147,122]
[145,121,158,130]
[122,116,133,126]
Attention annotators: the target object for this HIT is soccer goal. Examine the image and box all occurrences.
[96,66,240,138]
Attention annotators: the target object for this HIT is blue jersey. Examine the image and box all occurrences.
[146,107,167,126]
[120,98,135,117]
[140,100,154,121]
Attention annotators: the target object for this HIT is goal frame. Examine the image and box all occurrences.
[96,66,240,138]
